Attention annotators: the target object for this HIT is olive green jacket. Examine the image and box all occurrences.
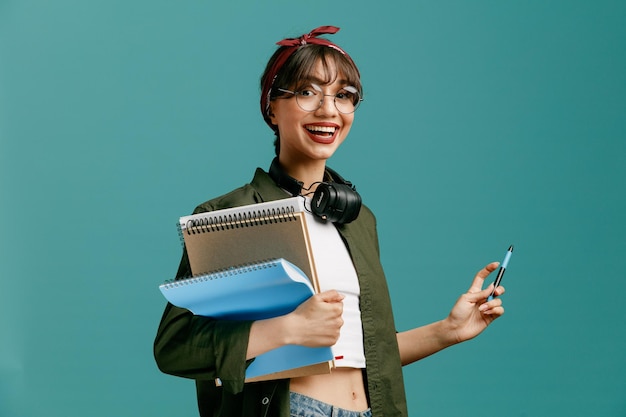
[154,167,408,417]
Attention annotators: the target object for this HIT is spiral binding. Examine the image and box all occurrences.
[184,205,298,235]
[161,259,280,290]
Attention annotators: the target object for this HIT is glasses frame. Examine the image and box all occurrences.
[276,83,363,114]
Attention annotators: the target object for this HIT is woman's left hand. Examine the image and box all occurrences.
[445,262,506,344]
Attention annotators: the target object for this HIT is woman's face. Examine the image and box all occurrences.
[269,60,355,166]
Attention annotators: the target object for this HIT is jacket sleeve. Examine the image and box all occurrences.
[153,229,254,394]
[153,176,276,395]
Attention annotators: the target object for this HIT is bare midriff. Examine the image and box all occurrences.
[290,367,368,411]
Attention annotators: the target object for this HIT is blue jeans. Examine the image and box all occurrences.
[290,392,372,417]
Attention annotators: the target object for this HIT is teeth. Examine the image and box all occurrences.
[306,125,336,133]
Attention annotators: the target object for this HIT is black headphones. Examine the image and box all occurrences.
[268,158,362,224]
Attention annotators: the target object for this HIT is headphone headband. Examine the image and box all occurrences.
[269,158,305,197]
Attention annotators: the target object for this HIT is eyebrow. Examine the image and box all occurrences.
[303,76,350,86]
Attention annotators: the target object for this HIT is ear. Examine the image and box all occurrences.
[268,102,278,125]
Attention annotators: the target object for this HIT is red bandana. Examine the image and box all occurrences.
[260,26,358,130]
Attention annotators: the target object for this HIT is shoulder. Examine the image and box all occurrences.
[192,184,259,214]
[190,167,288,214]
[357,203,376,225]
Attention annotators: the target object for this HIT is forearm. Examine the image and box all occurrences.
[396,319,458,366]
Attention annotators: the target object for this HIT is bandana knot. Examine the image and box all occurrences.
[276,25,341,49]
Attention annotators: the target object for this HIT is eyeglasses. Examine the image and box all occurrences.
[276,83,362,114]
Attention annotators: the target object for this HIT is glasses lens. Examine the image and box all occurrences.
[335,86,360,114]
[295,84,323,112]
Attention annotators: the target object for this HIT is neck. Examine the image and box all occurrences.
[277,156,326,193]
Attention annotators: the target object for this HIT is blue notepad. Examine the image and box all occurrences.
[159,258,334,381]
[159,258,314,320]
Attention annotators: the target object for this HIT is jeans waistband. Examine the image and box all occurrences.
[289,392,372,417]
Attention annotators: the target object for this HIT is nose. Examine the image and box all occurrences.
[315,94,338,116]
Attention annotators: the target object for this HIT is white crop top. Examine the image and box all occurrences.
[303,200,366,369]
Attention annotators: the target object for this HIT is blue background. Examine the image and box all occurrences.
[1,1,625,416]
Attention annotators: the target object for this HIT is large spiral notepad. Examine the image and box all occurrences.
[179,197,319,292]
[167,197,334,382]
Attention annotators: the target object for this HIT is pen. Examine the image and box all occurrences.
[487,245,513,302]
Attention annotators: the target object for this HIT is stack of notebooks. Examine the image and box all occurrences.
[159,197,335,382]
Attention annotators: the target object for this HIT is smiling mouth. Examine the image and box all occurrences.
[305,125,337,137]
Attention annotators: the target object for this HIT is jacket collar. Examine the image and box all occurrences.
[249,167,294,202]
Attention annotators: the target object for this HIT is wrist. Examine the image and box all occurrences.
[248,314,295,360]
[278,313,299,345]
[437,318,462,346]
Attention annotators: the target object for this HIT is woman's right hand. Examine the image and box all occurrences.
[247,290,344,360]
[286,290,345,347]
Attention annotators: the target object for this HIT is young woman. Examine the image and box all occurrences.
[154,26,505,417]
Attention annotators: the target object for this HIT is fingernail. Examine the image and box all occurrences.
[479,304,488,312]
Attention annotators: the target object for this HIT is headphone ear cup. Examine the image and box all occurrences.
[312,183,362,224]
[268,158,362,224]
